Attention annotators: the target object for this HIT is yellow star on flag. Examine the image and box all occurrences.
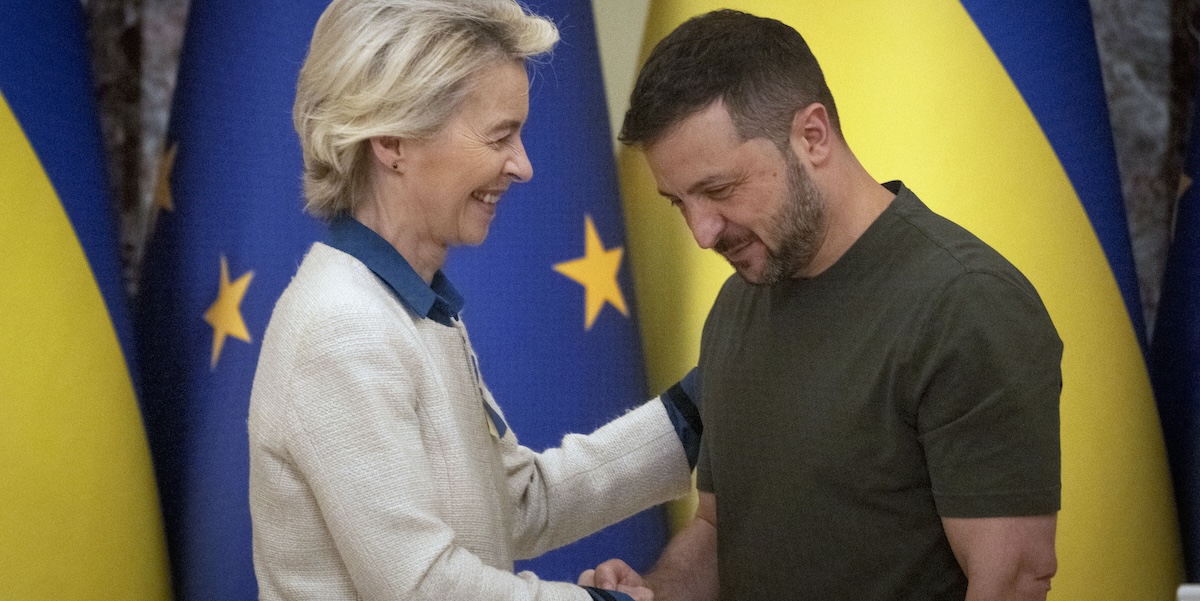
[204,255,255,369]
[146,143,178,241]
[154,142,178,214]
[553,215,629,330]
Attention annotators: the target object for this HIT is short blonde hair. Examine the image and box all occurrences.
[294,0,558,219]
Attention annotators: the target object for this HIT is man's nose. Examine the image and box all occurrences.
[684,201,725,250]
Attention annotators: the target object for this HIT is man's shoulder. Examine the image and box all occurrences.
[889,189,1056,343]
[891,188,1034,291]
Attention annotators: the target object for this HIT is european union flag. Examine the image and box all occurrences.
[1150,69,1200,581]
[445,0,671,580]
[138,0,668,597]
[135,3,328,599]
[0,0,170,597]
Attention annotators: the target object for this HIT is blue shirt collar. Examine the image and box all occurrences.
[326,216,464,326]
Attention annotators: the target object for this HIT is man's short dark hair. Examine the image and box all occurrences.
[620,9,840,150]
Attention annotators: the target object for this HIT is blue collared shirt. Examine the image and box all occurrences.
[322,216,698,463]
[324,215,509,438]
[326,215,464,327]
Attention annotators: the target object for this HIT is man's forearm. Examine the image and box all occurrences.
[645,494,719,601]
[962,549,1055,601]
[945,514,1057,601]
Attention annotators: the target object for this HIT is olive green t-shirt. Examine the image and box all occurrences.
[696,182,1062,600]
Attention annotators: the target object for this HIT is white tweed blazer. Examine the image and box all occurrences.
[249,243,692,600]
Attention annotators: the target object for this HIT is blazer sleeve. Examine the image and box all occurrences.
[496,388,694,559]
[255,309,596,601]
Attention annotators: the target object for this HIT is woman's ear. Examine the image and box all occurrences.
[369,136,404,172]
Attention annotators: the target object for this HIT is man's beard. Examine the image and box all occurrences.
[722,149,828,285]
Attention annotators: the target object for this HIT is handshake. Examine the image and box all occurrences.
[576,490,718,601]
[578,558,656,601]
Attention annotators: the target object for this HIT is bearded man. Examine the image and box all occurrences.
[581,9,1062,601]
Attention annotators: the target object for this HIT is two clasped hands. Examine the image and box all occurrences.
[579,559,650,601]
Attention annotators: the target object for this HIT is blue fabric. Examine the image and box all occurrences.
[583,586,636,601]
[960,0,1147,346]
[679,367,699,406]
[0,0,135,366]
[327,216,510,436]
[137,1,666,596]
[134,2,329,599]
[327,216,464,326]
[661,368,702,469]
[1148,68,1200,581]
[444,0,671,580]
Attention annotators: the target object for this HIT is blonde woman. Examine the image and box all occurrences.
[248,1,700,600]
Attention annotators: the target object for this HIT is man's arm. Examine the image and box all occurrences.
[582,491,719,601]
[646,491,719,601]
[942,514,1057,601]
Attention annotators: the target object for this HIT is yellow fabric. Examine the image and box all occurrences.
[0,92,172,599]
[622,2,1184,599]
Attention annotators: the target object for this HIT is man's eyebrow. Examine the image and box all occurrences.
[658,175,733,199]
[690,175,737,196]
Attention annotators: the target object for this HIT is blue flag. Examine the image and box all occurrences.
[1150,72,1200,581]
[0,0,170,597]
[446,0,670,580]
[959,0,1147,345]
[135,3,328,599]
[139,0,667,597]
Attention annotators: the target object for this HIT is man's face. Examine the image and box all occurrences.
[645,102,827,284]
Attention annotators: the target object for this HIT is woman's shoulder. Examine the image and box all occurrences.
[267,243,420,342]
[290,242,380,297]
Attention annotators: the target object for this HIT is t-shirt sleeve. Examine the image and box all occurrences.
[915,271,1063,518]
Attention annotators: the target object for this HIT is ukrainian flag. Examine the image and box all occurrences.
[0,1,171,598]
[622,1,1184,599]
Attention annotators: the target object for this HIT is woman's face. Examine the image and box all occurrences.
[402,60,533,249]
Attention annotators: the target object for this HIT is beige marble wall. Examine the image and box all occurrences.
[90,0,1190,332]
[84,0,142,288]
[1092,0,1187,334]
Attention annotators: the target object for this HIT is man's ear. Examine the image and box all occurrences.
[789,103,833,166]
[369,136,405,172]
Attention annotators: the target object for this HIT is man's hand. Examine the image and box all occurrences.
[582,492,718,601]
[579,562,654,601]
[619,586,654,601]
[579,558,647,590]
